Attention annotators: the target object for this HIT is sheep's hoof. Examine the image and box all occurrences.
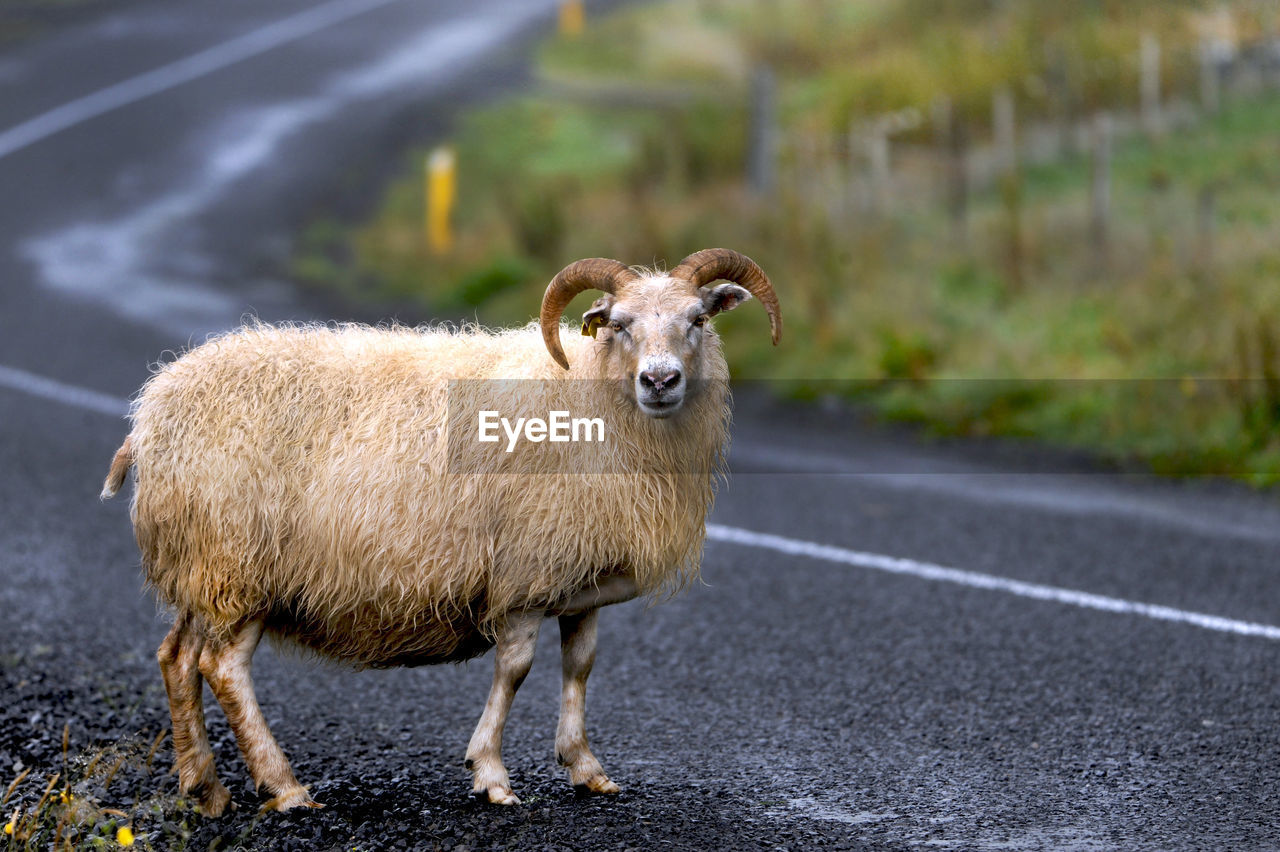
[262,787,323,812]
[573,774,621,796]
[475,786,521,806]
[192,781,233,817]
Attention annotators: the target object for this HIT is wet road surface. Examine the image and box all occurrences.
[2,2,1279,849]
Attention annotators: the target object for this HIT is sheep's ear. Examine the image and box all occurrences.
[701,283,753,317]
[581,295,615,338]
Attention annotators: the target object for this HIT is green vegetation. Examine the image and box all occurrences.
[295,0,1280,480]
[3,725,209,851]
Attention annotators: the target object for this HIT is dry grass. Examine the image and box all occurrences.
[1,723,218,851]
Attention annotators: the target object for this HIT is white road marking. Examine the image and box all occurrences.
[5,363,1274,642]
[706,523,1280,641]
[0,0,406,160]
[0,364,128,417]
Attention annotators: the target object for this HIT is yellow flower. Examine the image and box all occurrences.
[116,826,135,847]
[3,820,13,835]
[59,789,72,805]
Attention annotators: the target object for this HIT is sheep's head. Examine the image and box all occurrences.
[540,249,781,418]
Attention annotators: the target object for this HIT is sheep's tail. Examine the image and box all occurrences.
[101,436,134,500]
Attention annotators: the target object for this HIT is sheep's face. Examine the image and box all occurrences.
[584,276,752,419]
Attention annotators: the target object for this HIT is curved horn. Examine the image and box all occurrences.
[670,248,781,345]
[540,258,639,369]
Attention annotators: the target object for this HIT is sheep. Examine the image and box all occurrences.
[101,248,781,815]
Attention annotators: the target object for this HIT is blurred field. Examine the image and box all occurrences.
[294,0,1280,480]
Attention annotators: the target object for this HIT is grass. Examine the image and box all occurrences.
[4,726,169,851]
[0,655,265,852]
[1,726,281,851]
[293,0,1280,481]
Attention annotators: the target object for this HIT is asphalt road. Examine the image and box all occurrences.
[1,2,1279,850]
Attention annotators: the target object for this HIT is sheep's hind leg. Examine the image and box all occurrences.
[466,612,542,805]
[198,619,319,812]
[156,614,232,816]
[556,609,619,795]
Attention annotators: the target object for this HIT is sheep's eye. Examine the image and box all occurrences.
[607,320,626,333]
[692,315,709,328]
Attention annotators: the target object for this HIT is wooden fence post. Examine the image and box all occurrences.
[1141,32,1162,136]
[866,124,890,214]
[931,95,952,201]
[993,87,1016,175]
[1044,45,1073,158]
[1090,112,1112,265]
[1196,183,1217,272]
[748,65,777,196]
[946,108,969,249]
[1200,37,1222,113]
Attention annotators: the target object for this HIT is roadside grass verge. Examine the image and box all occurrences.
[293,0,1280,481]
[0,656,271,852]
[3,726,200,851]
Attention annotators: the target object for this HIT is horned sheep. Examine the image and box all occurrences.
[101,248,781,814]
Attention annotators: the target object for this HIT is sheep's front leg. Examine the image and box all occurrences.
[556,609,619,795]
[198,619,318,812]
[466,612,541,805]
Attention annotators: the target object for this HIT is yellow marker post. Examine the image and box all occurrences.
[426,146,456,255]
[558,0,584,37]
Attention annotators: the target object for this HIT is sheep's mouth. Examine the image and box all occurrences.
[637,397,683,418]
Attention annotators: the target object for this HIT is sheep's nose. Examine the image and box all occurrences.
[639,368,682,393]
